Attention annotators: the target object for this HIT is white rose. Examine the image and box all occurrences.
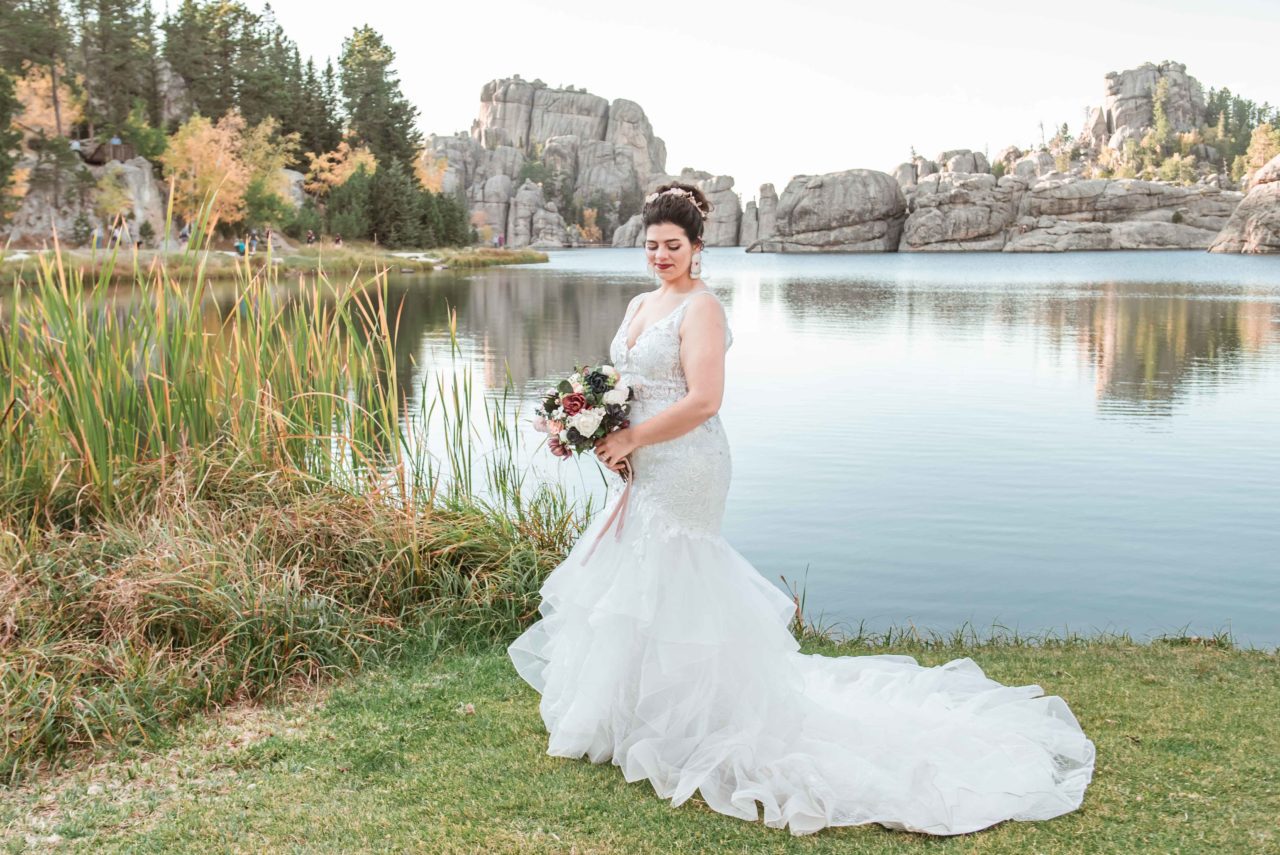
[569,408,604,437]
[601,365,618,378]
[603,386,629,405]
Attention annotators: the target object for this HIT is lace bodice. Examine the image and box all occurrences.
[606,289,734,536]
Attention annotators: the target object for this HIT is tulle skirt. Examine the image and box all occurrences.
[508,492,1095,836]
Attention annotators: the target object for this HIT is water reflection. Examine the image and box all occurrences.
[369,251,1280,647]
[387,263,1279,421]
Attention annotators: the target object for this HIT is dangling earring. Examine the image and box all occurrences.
[690,249,703,280]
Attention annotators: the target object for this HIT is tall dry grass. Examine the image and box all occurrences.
[0,215,580,783]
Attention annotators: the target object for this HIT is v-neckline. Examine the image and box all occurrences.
[623,290,707,354]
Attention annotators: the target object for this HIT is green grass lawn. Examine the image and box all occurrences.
[3,635,1276,854]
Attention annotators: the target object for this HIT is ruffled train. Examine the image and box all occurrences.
[508,491,1095,836]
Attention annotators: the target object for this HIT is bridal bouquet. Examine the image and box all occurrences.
[533,363,633,467]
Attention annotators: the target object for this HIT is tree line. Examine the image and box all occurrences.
[0,0,469,248]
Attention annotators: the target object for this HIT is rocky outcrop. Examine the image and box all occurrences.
[740,200,758,246]
[2,155,166,248]
[605,98,666,184]
[749,169,905,252]
[1005,177,1241,251]
[281,169,306,209]
[1084,61,1207,152]
[1013,151,1055,180]
[897,173,1244,252]
[1209,154,1280,253]
[430,75,733,248]
[902,173,1027,251]
[468,174,514,240]
[612,213,644,247]
[757,183,778,244]
[507,179,561,248]
[693,172,742,247]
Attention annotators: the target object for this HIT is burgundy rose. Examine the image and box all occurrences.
[548,436,572,458]
[561,392,587,416]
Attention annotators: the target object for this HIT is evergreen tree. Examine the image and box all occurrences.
[338,26,421,166]
[325,163,372,239]
[1,0,73,137]
[0,72,24,216]
[369,158,422,247]
[74,0,152,133]
[296,57,341,161]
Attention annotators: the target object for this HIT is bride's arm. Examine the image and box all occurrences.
[597,296,726,463]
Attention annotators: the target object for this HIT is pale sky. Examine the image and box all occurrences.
[246,0,1277,202]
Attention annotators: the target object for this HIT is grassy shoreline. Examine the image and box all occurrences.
[1,632,1275,852]
[0,244,548,283]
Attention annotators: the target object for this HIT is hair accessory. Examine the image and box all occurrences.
[644,186,706,218]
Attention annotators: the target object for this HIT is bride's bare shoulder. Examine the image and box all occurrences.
[681,290,726,335]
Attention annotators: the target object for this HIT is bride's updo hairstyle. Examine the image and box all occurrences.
[642,182,713,246]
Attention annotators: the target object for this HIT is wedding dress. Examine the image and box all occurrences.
[508,288,1095,836]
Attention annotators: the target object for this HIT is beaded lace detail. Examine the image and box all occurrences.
[607,290,734,536]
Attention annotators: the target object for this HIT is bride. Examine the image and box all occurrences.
[507,182,1095,837]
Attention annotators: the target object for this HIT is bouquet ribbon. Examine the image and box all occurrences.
[583,459,633,564]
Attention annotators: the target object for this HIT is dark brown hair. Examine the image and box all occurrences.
[641,182,713,246]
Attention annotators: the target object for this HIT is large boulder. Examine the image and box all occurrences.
[612,213,644,247]
[752,169,906,252]
[1209,154,1280,253]
[530,202,569,248]
[1013,151,1055,180]
[902,173,1027,251]
[281,169,306,209]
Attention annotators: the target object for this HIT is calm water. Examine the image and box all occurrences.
[388,249,1280,648]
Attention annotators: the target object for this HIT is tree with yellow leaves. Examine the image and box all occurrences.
[304,140,376,197]
[161,111,250,227]
[415,152,448,193]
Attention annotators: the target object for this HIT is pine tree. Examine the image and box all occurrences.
[325,163,372,239]
[1,0,73,137]
[338,26,421,166]
[0,72,24,217]
[74,0,153,133]
[369,160,418,247]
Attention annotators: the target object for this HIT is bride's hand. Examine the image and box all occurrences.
[595,428,638,470]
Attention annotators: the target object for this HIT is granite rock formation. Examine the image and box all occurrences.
[747,169,905,252]
[1209,154,1280,253]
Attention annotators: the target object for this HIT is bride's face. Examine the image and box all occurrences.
[645,223,699,281]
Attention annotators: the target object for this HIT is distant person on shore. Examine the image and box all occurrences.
[178,223,190,244]
[235,236,247,256]
[306,229,316,246]
[333,233,343,247]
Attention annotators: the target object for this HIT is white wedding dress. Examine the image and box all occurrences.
[508,289,1095,836]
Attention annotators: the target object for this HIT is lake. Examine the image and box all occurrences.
[385,248,1280,649]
